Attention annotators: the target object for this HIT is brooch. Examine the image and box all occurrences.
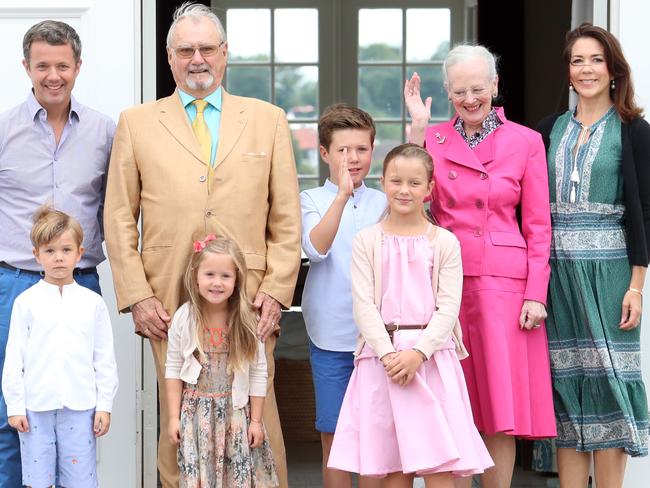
[435,132,446,144]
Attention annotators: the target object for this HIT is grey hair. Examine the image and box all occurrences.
[166,2,226,49]
[23,20,82,64]
[443,44,498,86]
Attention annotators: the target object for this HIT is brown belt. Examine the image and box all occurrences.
[385,322,426,340]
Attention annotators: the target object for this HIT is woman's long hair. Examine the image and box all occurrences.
[183,236,258,370]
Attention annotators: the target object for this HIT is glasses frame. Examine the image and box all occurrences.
[172,41,226,59]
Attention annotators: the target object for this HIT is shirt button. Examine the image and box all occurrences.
[205,210,212,217]
[446,198,455,208]
[199,175,206,182]
[480,172,488,180]
[473,227,482,237]
[475,199,484,209]
[448,170,458,180]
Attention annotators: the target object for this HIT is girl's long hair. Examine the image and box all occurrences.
[183,237,258,370]
[380,143,438,225]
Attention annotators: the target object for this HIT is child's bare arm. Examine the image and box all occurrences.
[166,378,183,445]
[248,396,265,448]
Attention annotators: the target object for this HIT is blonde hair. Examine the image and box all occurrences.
[382,143,437,225]
[183,236,258,370]
[30,206,83,249]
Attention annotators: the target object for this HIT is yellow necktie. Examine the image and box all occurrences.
[192,99,213,191]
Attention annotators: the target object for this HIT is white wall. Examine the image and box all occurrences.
[0,1,139,486]
[616,1,650,485]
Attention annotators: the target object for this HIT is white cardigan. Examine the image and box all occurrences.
[351,224,469,360]
[165,302,267,409]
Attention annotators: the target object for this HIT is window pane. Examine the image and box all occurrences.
[226,66,271,102]
[365,178,383,191]
[275,66,318,119]
[370,123,403,176]
[358,66,402,120]
[406,65,449,119]
[290,123,319,176]
[275,9,318,62]
[227,9,270,62]
[299,179,319,192]
[359,9,402,62]
[406,9,450,62]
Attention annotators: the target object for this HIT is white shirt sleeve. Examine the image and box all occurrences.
[93,300,119,412]
[300,191,331,262]
[2,298,29,417]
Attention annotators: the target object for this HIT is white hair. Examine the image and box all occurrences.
[443,44,498,86]
[166,1,226,49]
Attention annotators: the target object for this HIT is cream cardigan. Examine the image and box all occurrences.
[165,302,267,409]
[351,223,469,360]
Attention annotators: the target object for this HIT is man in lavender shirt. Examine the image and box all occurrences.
[0,20,115,485]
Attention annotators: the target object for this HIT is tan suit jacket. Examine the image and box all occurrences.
[104,89,301,315]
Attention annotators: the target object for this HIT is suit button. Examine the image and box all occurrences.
[480,172,488,180]
[446,198,455,208]
[475,199,484,209]
[199,175,206,182]
[448,170,458,180]
[473,227,482,237]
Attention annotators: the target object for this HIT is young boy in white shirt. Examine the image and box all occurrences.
[2,207,118,488]
[300,104,386,487]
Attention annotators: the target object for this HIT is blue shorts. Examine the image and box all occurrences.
[309,341,354,433]
[19,408,98,488]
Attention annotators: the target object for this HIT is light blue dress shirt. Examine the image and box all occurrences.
[0,92,115,270]
[178,87,222,166]
[300,180,386,351]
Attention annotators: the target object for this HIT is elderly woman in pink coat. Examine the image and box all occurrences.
[406,44,556,488]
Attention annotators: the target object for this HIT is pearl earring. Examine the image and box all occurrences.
[569,83,574,91]
[610,79,616,90]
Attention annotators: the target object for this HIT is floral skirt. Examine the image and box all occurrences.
[179,349,278,488]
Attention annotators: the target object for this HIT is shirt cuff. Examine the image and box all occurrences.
[302,234,330,262]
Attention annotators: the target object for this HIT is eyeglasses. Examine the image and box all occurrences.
[450,87,489,101]
[173,41,224,59]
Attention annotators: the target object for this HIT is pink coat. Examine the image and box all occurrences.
[425,108,551,304]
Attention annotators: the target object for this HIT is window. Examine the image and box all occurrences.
[225,7,320,191]
[217,0,463,188]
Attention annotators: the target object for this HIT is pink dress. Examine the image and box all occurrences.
[328,231,493,477]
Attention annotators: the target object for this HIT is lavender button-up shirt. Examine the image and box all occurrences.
[0,92,115,270]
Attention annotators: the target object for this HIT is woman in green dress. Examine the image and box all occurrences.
[538,23,649,487]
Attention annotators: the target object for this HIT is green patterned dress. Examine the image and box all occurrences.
[545,107,648,456]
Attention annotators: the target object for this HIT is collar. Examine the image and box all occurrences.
[27,90,80,123]
[570,104,616,128]
[453,107,504,133]
[178,86,223,111]
[37,279,79,292]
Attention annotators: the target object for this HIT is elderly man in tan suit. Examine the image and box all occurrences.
[103,2,300,487]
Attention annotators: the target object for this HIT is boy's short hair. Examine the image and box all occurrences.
[31,206,84,249]
[318,103,376,150]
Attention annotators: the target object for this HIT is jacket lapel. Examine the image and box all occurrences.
[443,129,486,172]
[158,91,205,165]
[214,89,247,169]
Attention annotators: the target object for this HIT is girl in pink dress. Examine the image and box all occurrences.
[328,144,493,487]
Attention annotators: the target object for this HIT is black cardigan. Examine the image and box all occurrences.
[537,112,650,267]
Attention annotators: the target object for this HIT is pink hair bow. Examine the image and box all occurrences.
[193,233,217,252]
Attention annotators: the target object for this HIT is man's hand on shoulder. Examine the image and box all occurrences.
[132,297,170,340]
